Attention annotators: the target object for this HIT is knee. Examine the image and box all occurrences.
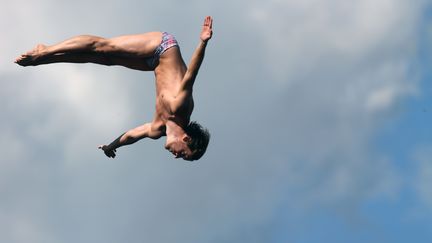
[95,40,111,53]
[83,36,110,53]
[74,35,102,48]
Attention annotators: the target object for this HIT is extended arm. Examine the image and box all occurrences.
[180,16,213,92]
[98,123,162,158]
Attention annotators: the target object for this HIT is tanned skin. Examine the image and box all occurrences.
[15,16,213,160]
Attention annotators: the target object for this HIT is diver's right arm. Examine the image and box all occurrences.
[98,123,162,158]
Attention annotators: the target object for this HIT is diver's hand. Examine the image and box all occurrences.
[200,16,213,42]
[98,145,117,158]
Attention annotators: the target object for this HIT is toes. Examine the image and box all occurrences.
[15,54,31,66]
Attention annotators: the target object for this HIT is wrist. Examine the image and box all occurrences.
[200,40,208,47]
[108,133,125,150]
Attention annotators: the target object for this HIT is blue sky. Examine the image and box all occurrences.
[1,0,432,243]
[364,7,432,242]
[292,6,432,242]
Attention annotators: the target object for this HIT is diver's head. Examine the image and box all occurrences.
[165,121,210,161]
[184,121,211,161]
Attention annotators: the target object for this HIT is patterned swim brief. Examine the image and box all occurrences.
[145,32,179,68]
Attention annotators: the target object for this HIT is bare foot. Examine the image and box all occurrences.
[15,44,47,66]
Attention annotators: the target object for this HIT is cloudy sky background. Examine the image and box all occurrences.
[1,0,432,242]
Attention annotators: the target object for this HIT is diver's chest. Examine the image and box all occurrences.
[156,94,193,115]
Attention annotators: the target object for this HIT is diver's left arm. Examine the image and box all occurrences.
[181,41,208,91]
[180,16,213,92]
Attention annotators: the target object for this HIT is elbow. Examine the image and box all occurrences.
[123,130,138,143]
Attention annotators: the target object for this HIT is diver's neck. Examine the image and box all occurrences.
[165,120,186,139]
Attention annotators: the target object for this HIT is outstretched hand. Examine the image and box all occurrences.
[98,145,117,158]
[200,16,213,42]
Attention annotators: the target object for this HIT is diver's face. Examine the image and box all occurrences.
[165,139,193,160]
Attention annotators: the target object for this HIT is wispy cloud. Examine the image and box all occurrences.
[1,0,429,242]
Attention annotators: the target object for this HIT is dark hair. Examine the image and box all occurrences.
[184,121,210,160]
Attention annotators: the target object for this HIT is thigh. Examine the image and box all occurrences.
[106,32,163,58]
[107,56,154,71]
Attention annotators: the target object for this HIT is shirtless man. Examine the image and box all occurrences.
[15,16,213,161]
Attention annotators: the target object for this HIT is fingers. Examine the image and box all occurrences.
[204,16,213,28]
[98,145,117,158]
[105,150,116,158]
[208,16,213,28]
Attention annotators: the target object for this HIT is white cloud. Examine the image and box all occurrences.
[364,62,417,113]
[0,0,429,242]
[366,86,402,112]
[246,0,420,85]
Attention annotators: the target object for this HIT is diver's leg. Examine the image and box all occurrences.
[15,35,110,66]
[15,32,162,67]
